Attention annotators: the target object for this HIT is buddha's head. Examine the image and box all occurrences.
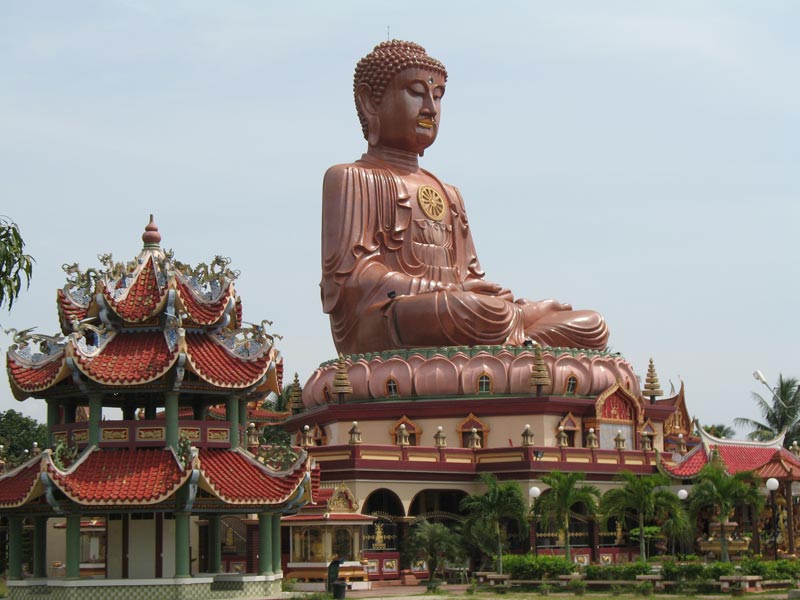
[354,40,448,155]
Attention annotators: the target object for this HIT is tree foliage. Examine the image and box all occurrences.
[460,472,527,574]
[0,216,34,310]
[702,423,736,439]
[600,471,687,561]
[532,471,600,562]
[402,519,464,580]
[0,409,47,461]
[688,462,763,562]
[735,374,800,448]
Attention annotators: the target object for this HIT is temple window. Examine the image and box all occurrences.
[386,378,399,397]
[566,376,578,395]
[322,385,332,404]
[477,374,492,394]
[332,527,354,560]
[293,527,324,562]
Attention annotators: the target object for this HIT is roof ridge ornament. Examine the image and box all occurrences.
[142,214,161,248]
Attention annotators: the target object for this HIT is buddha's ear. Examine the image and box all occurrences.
[356,83,380,147]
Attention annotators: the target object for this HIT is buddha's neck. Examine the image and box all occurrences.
[366,146,420,172]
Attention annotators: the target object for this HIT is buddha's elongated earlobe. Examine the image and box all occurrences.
[356,83,380,146]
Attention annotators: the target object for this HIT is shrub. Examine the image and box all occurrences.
[568,578,587,596]
[620,561,651,580]
[610,583,627,596]
[502,554,575,580]
[706,561,736,580]
[634,581,654,596]
[539,583,552,596]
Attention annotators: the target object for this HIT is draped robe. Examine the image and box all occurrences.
[321,155,608,354]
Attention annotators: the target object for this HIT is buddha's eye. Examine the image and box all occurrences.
[408,83,426,96]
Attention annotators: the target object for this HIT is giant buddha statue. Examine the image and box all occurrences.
[322,40,609,355]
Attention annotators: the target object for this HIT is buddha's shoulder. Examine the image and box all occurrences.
[323,160,396,185]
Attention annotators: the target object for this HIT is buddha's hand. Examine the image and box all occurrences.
[516,298,573,312]
[462,279,514,301]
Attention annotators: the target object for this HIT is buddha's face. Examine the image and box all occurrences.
[374,67,445,154]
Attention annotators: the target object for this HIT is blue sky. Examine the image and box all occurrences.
[2,1,798,433]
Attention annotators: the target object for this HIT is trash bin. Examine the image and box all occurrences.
[332,581,347,599]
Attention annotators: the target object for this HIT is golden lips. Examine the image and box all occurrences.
[417,118,435,129]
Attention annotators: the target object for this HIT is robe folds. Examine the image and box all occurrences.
[321,155,608,355]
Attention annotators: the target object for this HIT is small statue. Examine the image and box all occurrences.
[322,41,609,355]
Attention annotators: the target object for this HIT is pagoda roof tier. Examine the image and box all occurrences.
[659,428,800,480]
[0,455,44,508]
[47,446,189,506]
[197,447,311,505]
[7,328,279,399]
[0,445,313,510]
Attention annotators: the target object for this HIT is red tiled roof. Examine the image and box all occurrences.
[103,257,167,323]
[660,445,708,477]
[7,352,68,394]
[57,288,89,334]
[198,448,308,505]
[185,333,270,388]
[662,443,800,479]
[282,513,376,523]
[72,331,178,385]
[716,445,781,474]
[0,458,43,508]
[49,448,189,505]
[176,279,234,326]
[206,404,289,423]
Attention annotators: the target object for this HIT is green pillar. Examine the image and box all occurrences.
[239,398,248,446]
[66,514,81,579]
[271,514,282,575]
[88,394,102,445]
[33,516,47,578]
[165,392,179,449]
[259,513,272,575]
[47,399,59,447]
[7,516,23,580]
[226,396,239,448]
[208,515,222,573]
[175,512,191,578]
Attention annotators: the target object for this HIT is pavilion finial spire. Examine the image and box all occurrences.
[332,354,353,403]
[643,357,663,404]
[142,214,161,248]
[529,343,552,397]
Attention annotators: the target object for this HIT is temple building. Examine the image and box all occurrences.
[659,427,800,558]
[280,348,697,576]
[1,217,313,600]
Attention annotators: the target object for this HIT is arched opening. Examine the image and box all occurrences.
[385,378,399,397]
[477,374,492,394]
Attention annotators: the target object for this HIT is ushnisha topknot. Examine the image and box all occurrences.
[353,40,448,140]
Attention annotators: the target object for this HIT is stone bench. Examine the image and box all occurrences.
[486,573,511,586]
[719,575,763,592]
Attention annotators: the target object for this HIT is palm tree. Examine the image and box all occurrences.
[403,519,464,581]
[688,462,763,562]
[600,471,687,561]
[532,471,599,562]
[460,473,527,574]
[735,375,800,448]
[702,423,736,439]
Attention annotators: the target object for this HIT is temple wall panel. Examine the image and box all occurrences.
[106,518,123,579]
[129,518,156,579]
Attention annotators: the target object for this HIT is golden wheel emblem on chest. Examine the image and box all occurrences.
[417,185,447,221]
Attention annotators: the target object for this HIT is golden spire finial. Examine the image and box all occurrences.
[332,353,353,401]
[643,357,663,403]
[288,372,304,414]
[529,343,552,397]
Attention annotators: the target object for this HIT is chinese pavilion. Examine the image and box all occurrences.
[659,427,800,557]
[2,216,313,600]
